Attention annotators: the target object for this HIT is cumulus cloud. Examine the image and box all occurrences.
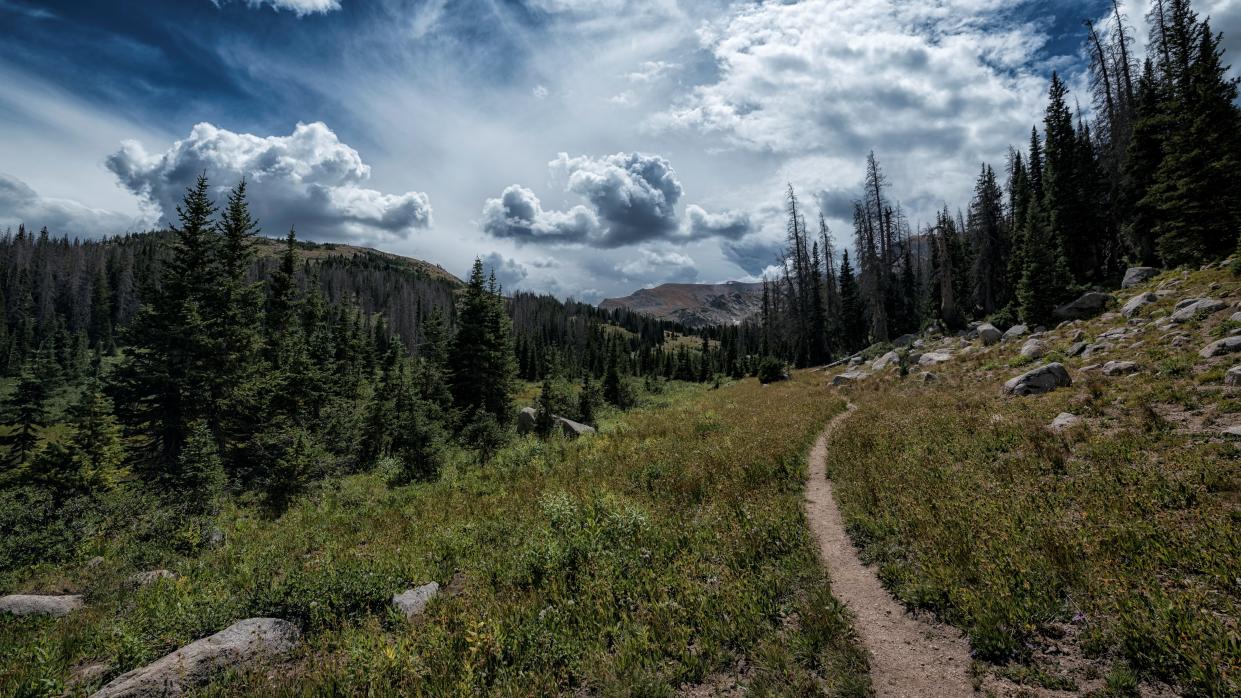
[479,251,530,290]
[0,172,139,236]
[650,0,1051,224]
[614,247,698,282]
[551,151,683,246]
[480,184,599,244]
[684,204,753,241]
[215,0,342,16]
[106,121,431,243]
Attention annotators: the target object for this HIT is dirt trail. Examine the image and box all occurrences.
[806,406,976,698]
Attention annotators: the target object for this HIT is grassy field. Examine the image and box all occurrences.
[0,376,869,696]
[824,265,1240,695]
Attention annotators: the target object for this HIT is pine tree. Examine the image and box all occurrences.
[171,419,225,515]
[113,174,219,472]
[1146,20,1241,265]
[837,251,865,353]
[64,376,125,492]
[450,259,516,427]
[577,374,597,426]
[1,368,46,473]
[535,378,556,438]
[88,266,114,351]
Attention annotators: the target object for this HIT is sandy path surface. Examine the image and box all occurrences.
[805,406,976,698]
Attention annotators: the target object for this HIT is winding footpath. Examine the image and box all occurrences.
[805,405,975,698]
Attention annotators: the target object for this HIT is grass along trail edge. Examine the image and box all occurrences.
[806,404,976,698]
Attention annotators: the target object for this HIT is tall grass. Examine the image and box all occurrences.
[0,376,868,696]
[825,357,1239,694]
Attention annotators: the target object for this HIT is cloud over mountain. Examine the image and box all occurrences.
[0,173,138,236]
[107,121,431,243]
[482,151,753,249]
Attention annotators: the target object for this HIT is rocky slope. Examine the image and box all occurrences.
[599,281,763,327]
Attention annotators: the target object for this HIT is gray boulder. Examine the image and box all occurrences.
[919,372,937,383]
[392,582,440,619]
[517,407,538,434]
[918,351,953,366]
[1171,298,1227,323]
[1050,413,1081,431]
[1102,361,1140,376]
[554,416,596,438]
[832,370,868,386]
[1121,267,1159,288]
[1003,324,1028,341]
[1121,292,1158,318]
[1082,343,1113,358]
[0,594,84,617]
[871,351,900,371]
[129,570,177,587]
[1066,341,1088,357]
[1053,292,1114,320]
[977,323,1002,345]
[1002,363,1072,397]
[1200,336,1241,359]
[1020,338,1048,360]
[892,333,917,348]
[90,618,300,698]
[848,356,864,366]
[1225,366,1241,386]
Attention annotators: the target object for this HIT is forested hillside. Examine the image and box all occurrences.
[752,0,1241,367]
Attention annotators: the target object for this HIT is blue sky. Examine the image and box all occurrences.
[3,0,1236,300]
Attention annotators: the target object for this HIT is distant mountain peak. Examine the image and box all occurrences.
[599,280,763,327]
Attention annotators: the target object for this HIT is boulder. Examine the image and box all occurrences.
[1121,267,1159,288]
[832,370,868,386]
[919,372,937,383]
[976,323,1002,345]
[1050,412,1081,431]
[918,352,953,366]
[1068,329,1086,342]
[871,351,900,371]
[1003,324,1028,341]
[516,407,538,434]
[554,416,596,438]
[1002,363,1072,397]
[1231,312,1241,323]
[91,618,300,698]
[1082,343,1113,358]
[391,582,440,619]
[129,570,177,587]
[1225,366,1241,386]
[0,594,84,617]
[1066,341,1088,357]
[1053,292,1114,320]
[1020,338,1048,360]
[848,356,864,366]
[892,333,917,348]
[1121,292,1158,318]
[1171,298,1227,323]
[1102,361,1140,376]
[1200,336,1241,359]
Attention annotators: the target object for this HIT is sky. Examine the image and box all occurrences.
[2,0,1239,302]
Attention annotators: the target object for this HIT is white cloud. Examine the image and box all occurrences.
[615,247,698,282]
[0,172,141,236]
[106,121,431,243]
[650,0,1052,226]
[215,0,342,16]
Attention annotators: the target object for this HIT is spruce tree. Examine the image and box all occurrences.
[1,368,46,473]
[837,251,866,352]
[535,378,556,438]
[64,376,125,492]
[449,259,516,427]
